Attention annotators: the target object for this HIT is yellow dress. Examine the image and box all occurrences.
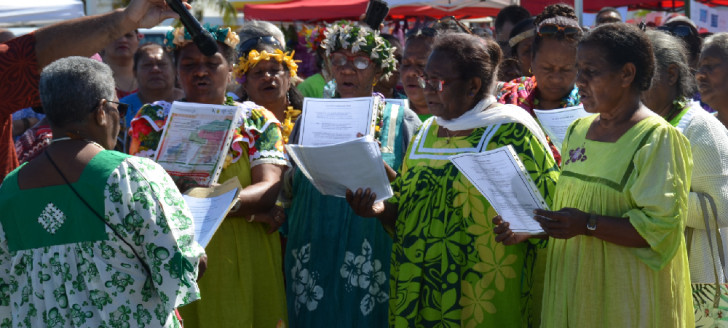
[541,115,694,327]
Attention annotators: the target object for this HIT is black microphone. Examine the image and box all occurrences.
[165,0,218,56]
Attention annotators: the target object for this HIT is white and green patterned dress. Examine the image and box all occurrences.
[0,150,205,328]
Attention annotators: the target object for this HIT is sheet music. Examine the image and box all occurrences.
[183,178,242,248]
[298,97,376,146]
[154,101,242,186]
[533,105,592,151]
[285,136,393,202]
[450,145,547,233]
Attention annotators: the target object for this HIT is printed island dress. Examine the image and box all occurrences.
[129,98,289,327]
[387,116,560,328]
[0,151,205,327]
[283,100,420,328]
[541,115,694,327]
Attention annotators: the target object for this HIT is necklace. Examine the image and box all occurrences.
[50,137,105,149]
[442,127,465,144]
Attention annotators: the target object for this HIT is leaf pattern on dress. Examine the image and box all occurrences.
[0,155,204,327]
[390,122,559,327]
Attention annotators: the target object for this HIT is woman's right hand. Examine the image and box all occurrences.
[492,215,531,245]
[346,188,385,218]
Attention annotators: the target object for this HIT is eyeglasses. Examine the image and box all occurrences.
[537,24,581,37]
[238,36,283,56]
[331,52,372,70]
[658,25,696,38]
[417,75,460,92]
[105,100,129,117]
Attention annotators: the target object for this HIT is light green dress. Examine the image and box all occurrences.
[388,117,560,327]
[131,99,289,328]
[542,115,694,327]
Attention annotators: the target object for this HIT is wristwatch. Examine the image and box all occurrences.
[586,213,598,234]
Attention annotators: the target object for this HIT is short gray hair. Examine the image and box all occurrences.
[237,21,285,46]
[703,32,728,57]
[40,56,116,128]
[645,30,696,98]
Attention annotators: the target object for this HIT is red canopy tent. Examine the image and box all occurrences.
[243,0,501,21]
[523,0,725,15]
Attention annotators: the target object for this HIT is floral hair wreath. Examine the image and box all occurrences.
[233,48,300,84]
[300,25,327,52]
[164,24,240,52]
[321,21,398,79]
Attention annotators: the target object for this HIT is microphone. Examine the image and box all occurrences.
[165,0,219,56]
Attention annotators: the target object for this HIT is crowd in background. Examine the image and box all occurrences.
[2,0,728,327]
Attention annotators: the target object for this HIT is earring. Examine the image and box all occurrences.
[528,67,532,74]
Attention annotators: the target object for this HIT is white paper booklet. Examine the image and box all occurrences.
[449,145,548,233]
[298,97,379,146]
[285,136,393,202]
[154,101,243,187]
[533,105,592,151]
[183,178,242,248]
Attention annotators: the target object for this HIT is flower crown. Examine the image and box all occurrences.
[233,48,300,84]
[165,24,240,51]
[321,21,397,79]
[300,25,327,52]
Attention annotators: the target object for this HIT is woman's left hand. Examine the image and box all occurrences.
[250,206,286,234]
[533,208,589,239]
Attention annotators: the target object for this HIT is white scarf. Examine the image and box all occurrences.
[435,96,554,158]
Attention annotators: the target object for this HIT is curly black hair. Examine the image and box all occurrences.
[580,23,655,91]
[432,33,502,98]
[534,3,577,26]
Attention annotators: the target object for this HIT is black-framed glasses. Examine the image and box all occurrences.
[238,36,283,56]
[417,75,459,92]
[331,52,372,70]
[658,25,696,38]
[105,100,128,117]
[537,24,581,37]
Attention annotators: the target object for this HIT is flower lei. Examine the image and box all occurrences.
[281,107,302,144]
[233,49,300,84]
[165,24,240,51]
[321,21,397,80]
[372,93,386,141]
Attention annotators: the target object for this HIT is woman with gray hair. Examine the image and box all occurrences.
[0,56,205,327]
[696,33,728,128]
[643,30,728,284]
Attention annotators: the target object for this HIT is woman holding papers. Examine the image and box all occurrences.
[281,21,420,327]
[129,25,289,327]
[496,23,694,326]
[497,4,583,164]
[0,56,205,327]
[348,33,559,327]
[644,30,728,284]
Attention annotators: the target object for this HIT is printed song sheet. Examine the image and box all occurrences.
[183,178,242,248]
[154,101,242,186]
[298,97,376,146]
[533,105,592,151]
[450,145,547,233]
[285,136,393,202]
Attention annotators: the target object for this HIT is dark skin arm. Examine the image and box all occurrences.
[346,188,398,232]
[229,163,285,231]
[533,208,649,248]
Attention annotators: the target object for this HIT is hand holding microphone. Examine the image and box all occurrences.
[165,0,219,56]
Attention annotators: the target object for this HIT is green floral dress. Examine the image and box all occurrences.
[388,117,560,328]
[0,151,205,327]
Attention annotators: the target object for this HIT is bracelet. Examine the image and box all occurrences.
[247,214,255,223]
